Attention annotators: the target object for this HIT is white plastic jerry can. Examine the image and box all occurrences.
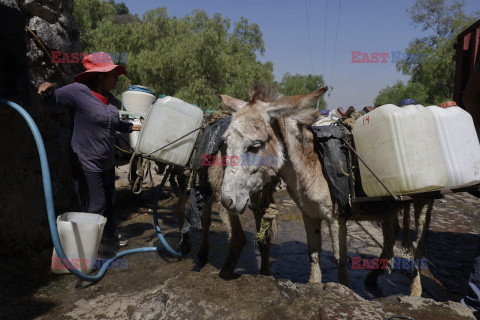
[121,85,156,113]
[352,99,448,197]
[119,117,143,150]
[426,101,480,188]
[135,96,204,166]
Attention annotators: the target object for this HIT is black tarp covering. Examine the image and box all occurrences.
[312,124,352,217]
[183,116,232,233]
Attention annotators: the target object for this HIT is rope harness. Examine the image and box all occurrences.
[26,25,68,86]
[128,154,154,195]
[255,203,279,244]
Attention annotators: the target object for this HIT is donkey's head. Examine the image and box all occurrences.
[220,83,328,213]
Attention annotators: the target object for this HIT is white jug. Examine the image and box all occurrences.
[51,212,106,274]
[426,101,480,188]
[353,101,448,197]
[135,96,204,166]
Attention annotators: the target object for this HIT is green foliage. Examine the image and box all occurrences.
[374,81,428,106]
[73,0,116,44]
[406,0,468,42]
[279,73,326,108]
[74,2,274,109]
[108,0,129,15]
[375,0,479,105]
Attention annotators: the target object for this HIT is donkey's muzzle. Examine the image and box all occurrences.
[221,194,234,210]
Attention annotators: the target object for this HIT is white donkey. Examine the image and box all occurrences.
[173,132,279,278]
[218,83,433,296]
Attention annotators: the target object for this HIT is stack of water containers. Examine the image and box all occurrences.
[352,99,480,197]
[135,96,204,167]
[313,109,340,127]
[120,85,156,149]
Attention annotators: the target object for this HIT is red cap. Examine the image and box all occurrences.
[74,52,126,83]
[363,106,374,113]
[439,101,457,108]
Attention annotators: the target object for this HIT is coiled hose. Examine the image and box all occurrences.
[2,100,181,283]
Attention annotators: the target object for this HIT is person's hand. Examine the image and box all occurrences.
[132,124,142,131]
[38,82,55,96]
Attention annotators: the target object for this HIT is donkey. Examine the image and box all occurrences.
[218,83,433,296]
[171,131,279,277]
[198,160,279,277]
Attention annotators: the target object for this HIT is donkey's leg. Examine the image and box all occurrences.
[219,208,247,277]
[253,207,272,276]
[410,198,433,297]
[173,168,191,254]
[175,194,191,255]
[175,193,191,254]
[328,214,349,286]
[402,203,411,251]
[365,212,399,286]
[251,180,278,276]
[197,197,215,262]
[303,213,323,283]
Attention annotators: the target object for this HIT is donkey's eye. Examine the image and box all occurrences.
[246,142,263,153]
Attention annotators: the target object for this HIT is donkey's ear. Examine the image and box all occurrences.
[219,95,246,113]
[267,86,328,119]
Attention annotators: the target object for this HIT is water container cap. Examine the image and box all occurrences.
[398,99,416,107]
[336,108,345,118]
[320,109,330,116]
[127,85,155,96]
[439,101,457,108]
[158,94,166,99]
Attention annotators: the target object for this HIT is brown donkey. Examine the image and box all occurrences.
[218,83,433,296]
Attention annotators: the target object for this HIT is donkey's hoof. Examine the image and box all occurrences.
[364,273,379,287]
[409,288,422,297]
[307,277,322,284]
[197,249,209,263]
[219,271,241,280]
[410,282,422,297]
[259,268,271,276]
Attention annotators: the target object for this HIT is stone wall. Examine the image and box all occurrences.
[0,0,82,255]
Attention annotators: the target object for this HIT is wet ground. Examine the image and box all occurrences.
[1,164,479,319]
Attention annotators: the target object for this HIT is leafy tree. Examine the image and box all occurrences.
[394,0,478,104]
[406,0,467,43]
[375,0,479,105]
[73,0,116,44]
[279,73,326,108]
[74,3,274,109]
[233,17,265,55]
[374,81,428,106]
[108,0,129,15]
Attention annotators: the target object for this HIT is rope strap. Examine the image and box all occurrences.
[255,203,279,244]
[129,154,153,195]
[341,110,361,129]
[26,25,68,86]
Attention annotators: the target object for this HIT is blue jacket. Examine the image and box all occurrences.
[46,83,132,172]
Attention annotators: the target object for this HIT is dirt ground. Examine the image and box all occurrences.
[1,164,479,319]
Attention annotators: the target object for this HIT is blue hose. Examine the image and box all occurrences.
[1,100,181,283]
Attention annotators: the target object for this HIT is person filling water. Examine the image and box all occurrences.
[37,52,141,247]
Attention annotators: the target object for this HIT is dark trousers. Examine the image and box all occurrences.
[462,236,480,315]
[72,166,117,238]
